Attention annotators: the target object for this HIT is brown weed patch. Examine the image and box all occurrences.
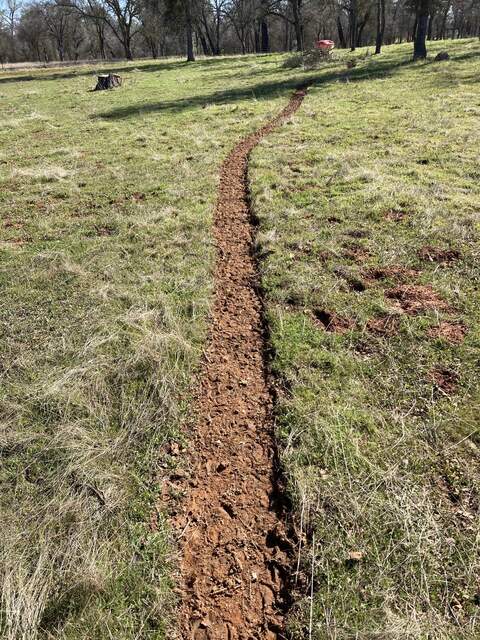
[345,229,369,239]
[342,242,371,262]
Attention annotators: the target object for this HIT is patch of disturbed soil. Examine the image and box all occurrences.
[427,321,467,345]
[333,266,366,292]
[366,314,400,336]
[385,284,451,315]
[170,89,309,640]
[428,366,459,395]
[342,242,371,262]
[385,209,409,222]
[345,229,369,239]
[418,245,460,264]
[363,265,420,282]
[312,308,355,333]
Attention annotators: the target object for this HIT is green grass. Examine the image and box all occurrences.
[1,41,479,639]
[251,39,480,639]
[0,54,321,639]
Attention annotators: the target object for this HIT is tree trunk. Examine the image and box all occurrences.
[413,0,429,59]
[260,19,269,53]
[375,0,386,53]
[215,8,221,54]
[199,32,210,56]
[96,22,106,60]
[185,0,195,62]
[350,0,357,50]
[337,16,346,48]
[94,74,122,90]
[357,10,370,46]
[427,13,435,39]
[440,3,450,39]
[254,25,260,52]
[291,0,304,51]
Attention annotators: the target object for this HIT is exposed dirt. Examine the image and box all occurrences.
[385,209,409,222]
[427,321,467,345]
[312,308,355,333]
[363,265,420,282]
[171,89,308,639]
[342,242,371,262]
[384,284,451,315]
[345,229,369,239]
[429,366,459,395]
[332,266,366,293]
[366,314,400,336]
[418,245,460,264]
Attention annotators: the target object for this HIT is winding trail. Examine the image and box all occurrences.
[175,88,308,639]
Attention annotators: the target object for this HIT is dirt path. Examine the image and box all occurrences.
[173,88,308,640]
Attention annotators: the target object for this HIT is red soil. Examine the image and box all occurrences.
[172,89,308,639]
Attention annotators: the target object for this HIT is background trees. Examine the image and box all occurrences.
[0,0,479,64]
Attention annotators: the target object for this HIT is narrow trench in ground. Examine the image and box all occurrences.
[169,88,308,640]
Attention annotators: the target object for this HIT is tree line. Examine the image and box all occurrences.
[1,0,479,65]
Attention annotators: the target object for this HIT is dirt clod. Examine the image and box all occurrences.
[172,89,308,639]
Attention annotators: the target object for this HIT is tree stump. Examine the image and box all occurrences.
[94,74,122,91]
[434,51,450,62]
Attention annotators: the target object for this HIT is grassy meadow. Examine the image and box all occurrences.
[0,54,318,639]
[0,38,479,639]
[251,38,480,639]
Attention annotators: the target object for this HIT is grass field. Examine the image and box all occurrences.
[1,39,479,639]
[0,54,318,639]
[251,39,480,639]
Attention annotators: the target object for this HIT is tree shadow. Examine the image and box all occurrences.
[95,55,414,120]
[0,54,272,85]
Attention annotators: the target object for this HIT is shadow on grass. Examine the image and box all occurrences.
[94,47,480,120]
[0,54,275,85]
[95,55,414,120]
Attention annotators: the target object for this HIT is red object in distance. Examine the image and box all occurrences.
[315,40,335,51]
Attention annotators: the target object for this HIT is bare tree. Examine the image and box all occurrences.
[61,0,141,59]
